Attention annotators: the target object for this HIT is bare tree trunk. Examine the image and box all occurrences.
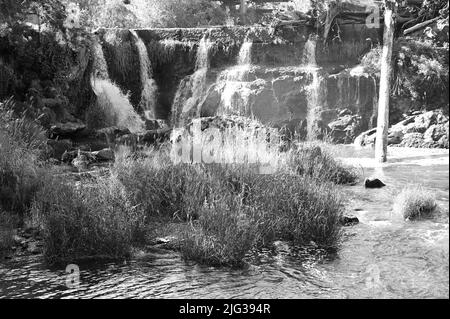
[375,0,397,163]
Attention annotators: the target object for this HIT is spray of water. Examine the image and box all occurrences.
[171,35,213,125]
[130,30,158,120]
[218,39,253,116]
[91,41,145,133]
[302,35,324,140]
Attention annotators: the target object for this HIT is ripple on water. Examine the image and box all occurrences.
[0,147,448,299]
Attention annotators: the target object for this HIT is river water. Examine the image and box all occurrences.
[0,146,448,299]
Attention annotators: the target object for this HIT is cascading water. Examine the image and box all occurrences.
[130,30,158,120]
[91,41,145,133]
[217,39,253,116]
[302,35,325,140]
[171,35,213,125]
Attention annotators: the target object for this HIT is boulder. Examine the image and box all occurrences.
[50,120,86,138]
[364,178,386,189]
[354,128,376,147]
[47,139,73,160]
[399,133,425,148]
[72,154,90,171]
[328,114,363,144]
[424,124,447,143]
[387,128,404,145]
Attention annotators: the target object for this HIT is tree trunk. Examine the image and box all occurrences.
[375,0,397,163]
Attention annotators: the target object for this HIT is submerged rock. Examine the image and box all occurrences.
[364,178,386,189]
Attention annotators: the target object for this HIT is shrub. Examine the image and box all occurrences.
[287,142,358,185]
[30,175,146,263]
[393,185,438,220]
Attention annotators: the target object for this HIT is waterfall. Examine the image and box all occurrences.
[171,35,213,125]
[130,30,158,120]
[91,41,145,133]
[302,35,324,140]
[238,39,252,66]
[218,39,253,116]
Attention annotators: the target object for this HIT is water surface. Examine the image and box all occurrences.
[1,147,448,299]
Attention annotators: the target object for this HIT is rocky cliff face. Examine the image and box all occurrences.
[94,23,381,140]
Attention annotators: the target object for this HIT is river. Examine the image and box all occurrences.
[0,146,448,299]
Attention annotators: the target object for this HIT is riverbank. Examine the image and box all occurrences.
[1,146,447,299]
[0,111,358,266]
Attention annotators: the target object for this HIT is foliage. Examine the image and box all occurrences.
[74,0,227,29]
[0,99,47,216]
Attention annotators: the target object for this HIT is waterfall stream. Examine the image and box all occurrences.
[171,36,213,126]
[302,35,325,140]
[217,39,253,116]
[91,41,145,133]
[130,30,158,120]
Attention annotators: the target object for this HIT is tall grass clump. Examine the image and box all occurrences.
[181,194,260,267]
[247,174,344,248]
[287,142,358,185]
[30,175,146,263]
[393,185,438,220]
[112,145,213,221]
[0,99,47,217]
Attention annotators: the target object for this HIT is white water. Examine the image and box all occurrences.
[217,39,253,116]
[171,36,213,125]
[302,35,324,140]
[91,42,145,133]
[130,30,158,120]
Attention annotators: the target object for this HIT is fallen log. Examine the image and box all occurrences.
[403,16,440,35]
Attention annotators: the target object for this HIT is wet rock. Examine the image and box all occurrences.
[340,215,359,226]
[50,120,86,138]
[354,128,377,147]
[355,110,449,149]
[92,148,115,161]
[399,133,425,148]
[364,178,386,189]
[62,150,95,163]
[47,139,73,160]
[388,129,404,145]
[328,114,363,144]
[72,154,90,171]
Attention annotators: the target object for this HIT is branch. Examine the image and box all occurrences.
[403,16,440,35]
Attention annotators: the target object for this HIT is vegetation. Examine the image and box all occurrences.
[287,142,358,185]
[30,175,146,263]
[110,142,348,267]
[393,185,438,220]
[0,99,47,218]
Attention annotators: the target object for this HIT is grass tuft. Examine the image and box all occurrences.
[393,185,438,220]
[287,142,358,185]
[30,175,146,263]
